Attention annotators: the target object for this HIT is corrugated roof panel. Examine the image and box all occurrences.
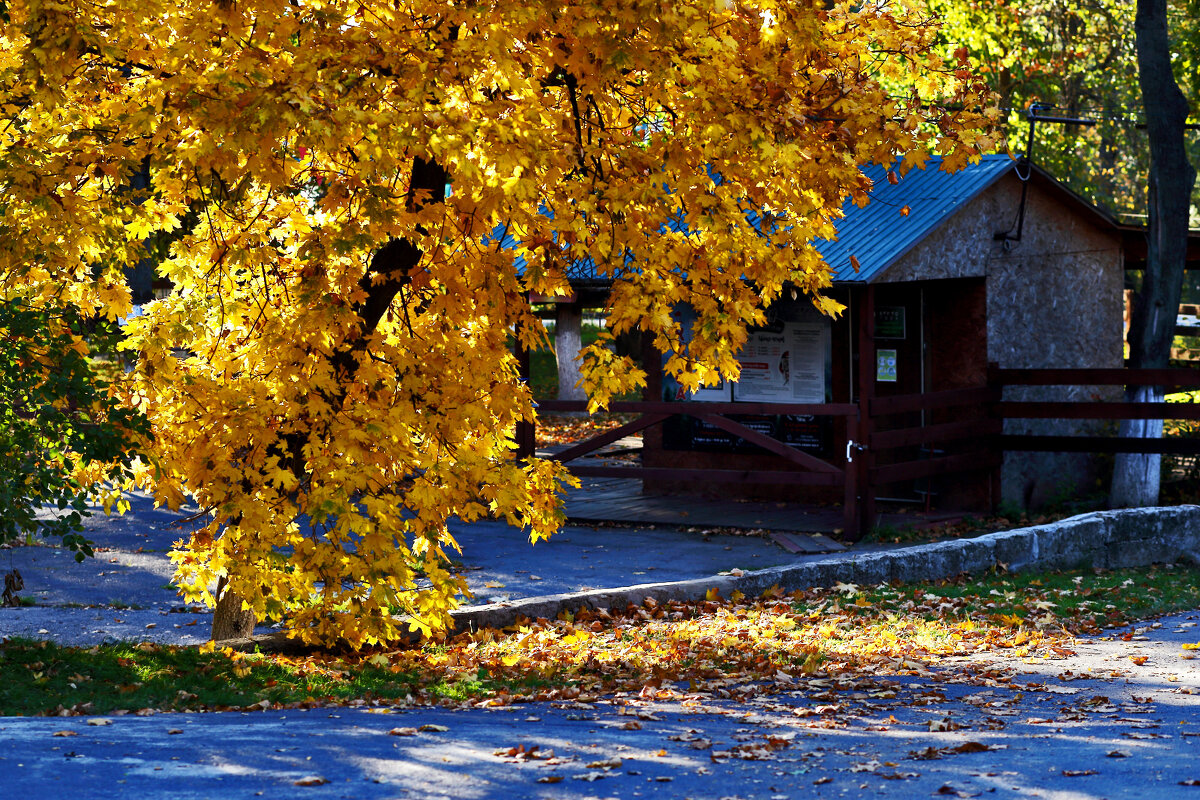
[818,155,1015,282]
[510,154,1016,285]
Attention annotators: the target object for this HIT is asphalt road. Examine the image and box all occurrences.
[1,610,1199,799]
[3,494,1200,798]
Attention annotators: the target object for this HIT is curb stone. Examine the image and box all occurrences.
[221,505,1200,650]
[444,504,1200,635]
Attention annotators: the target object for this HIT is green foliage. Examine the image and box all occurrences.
[932,0,1200,223]
[0,298,148,559]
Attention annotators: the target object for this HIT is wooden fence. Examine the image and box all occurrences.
[532,399,861,531]
[526,367,1200,543]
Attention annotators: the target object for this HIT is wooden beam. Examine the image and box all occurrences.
[550,413,669,463]
[536,399,859,416]
[564,466,845,487]
[993,367,1200,388]
[869,386,995,415]
[1000,435,1200,454]
[870,418,1002,450]
[871,452,1001,484]
[1000,401,1200,420]
[694,413,842,474]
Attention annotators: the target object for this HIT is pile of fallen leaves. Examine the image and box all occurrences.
[4,564,1198,716]
[367,564,1200,708]
[535,414,636,449]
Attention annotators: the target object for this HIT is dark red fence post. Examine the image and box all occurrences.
[515,338,535,460]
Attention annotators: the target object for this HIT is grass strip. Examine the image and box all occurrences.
[2,562,1198,716]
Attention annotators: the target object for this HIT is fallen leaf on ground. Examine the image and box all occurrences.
[928,717,962,732]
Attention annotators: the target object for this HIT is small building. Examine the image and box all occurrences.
[642,155,1126,512]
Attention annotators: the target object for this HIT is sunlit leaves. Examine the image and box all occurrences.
[1,0,992,646]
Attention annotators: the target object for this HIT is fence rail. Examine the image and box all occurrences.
[528,399,861,530]
[526,366,1200,544]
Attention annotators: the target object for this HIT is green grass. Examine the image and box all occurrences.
[0,639,501,716]
[793,563,1200,633]
[4,563,1198,716]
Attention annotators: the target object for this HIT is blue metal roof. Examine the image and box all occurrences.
[817,154,1016,283]
[507,154,1017,286]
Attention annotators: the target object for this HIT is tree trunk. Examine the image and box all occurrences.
[1110,386,1164,507]
[554,301,587,403]
[1110,0,1197,508]
[211,579,256,641]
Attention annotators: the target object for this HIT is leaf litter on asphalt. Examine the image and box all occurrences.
[3,563,1198,725]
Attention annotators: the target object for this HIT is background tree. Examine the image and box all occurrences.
[0,0,993,646]
[0,298,146,557]
[1110,0,1198,507]
[932,0,1199,224]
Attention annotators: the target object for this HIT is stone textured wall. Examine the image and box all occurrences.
[880,172,1124,510]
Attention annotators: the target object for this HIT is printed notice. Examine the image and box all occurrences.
[733,321,827,403]
[876,349,898,383]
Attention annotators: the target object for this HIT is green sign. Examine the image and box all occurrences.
[876,306,906,339]
[876,349,897,383]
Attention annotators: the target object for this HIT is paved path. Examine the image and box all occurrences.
[0,492,864,645]
[1,611,1198,799]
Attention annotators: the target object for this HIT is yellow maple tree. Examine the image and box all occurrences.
[0,0,995,647]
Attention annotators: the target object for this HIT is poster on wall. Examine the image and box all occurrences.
[732,320,829,403]
[661,299,834,456]
[686,380,732,402]
[876,349,898,382]
[875,306,906,339]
